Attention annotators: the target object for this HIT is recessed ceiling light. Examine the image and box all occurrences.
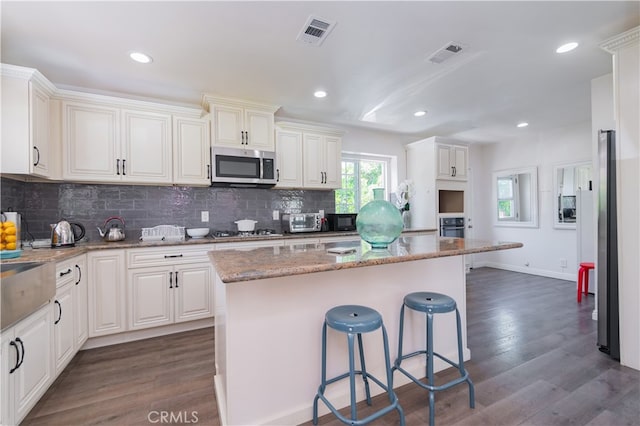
[517,122,529,128]
[414,110,426,117]
[314,90,327,98]
[556,42,578,53]
[129,51,153,64]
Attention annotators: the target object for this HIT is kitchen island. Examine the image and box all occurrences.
[209,234,522,425]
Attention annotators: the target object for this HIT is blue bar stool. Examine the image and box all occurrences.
[313,305,405,426]
[392,292,475,426]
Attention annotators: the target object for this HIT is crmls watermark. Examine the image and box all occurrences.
[147,411,199,423]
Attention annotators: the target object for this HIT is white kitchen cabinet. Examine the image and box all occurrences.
[53,281,75,374]
[1,303,54,426]
[63,102,172,184]
[63,101,120,182]
[275,128,303,187]
[204,96,279,150]
[121,109,172,183]
[276,122,343,189]
[73,255,88,348]
[88,250,127,337]
[1,64,57,178]
[173,115,211,185]
[436,143,468,180]
[303,133,342,188]
[127,245,215,331]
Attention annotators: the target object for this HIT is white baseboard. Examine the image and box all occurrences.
[472,261,574,282]
[81,318,214,350]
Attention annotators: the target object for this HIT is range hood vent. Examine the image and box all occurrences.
[297,16,336,46]
[428,42,464,64]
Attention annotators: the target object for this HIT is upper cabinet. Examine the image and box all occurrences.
[173,116,211,186]
[203,95,279,150]
[60,92,210,185]
[1,64,58,178]
[436,143,468,181]
[275,122,344,190]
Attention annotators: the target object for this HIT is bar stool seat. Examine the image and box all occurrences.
[393,292,474,426]
[313,305,405,426]
[577,262,595,302]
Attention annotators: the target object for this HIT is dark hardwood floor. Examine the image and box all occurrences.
[23,268,639,426]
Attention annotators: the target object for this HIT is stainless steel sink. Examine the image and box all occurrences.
[1,261,55,331]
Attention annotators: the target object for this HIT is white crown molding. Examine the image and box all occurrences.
[1,63,57,95]
[201,93,280,114]
[600,26,639,53]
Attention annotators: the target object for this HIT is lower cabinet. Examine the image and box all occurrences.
[1,303,54,425]
[127,246,214,331]
[53,281,75,374]
[88,250,127,337]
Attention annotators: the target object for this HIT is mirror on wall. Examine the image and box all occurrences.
[553,162,592,229]
[493,166,538,228]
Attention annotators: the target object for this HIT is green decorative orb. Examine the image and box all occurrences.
[356,198,403,249]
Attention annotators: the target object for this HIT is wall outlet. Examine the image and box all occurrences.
[319,209,325,217]
[272,210,279,220]
[201,211,209,222]
[560,258,567,268]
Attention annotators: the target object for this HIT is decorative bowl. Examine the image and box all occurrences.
[186,228,210,239]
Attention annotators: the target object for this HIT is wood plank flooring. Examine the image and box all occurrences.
[23,268,639,425]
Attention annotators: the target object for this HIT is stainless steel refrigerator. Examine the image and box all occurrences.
[597,129,620,360]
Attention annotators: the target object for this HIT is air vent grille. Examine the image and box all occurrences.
[297,15,336,46]
[428,42,465,64]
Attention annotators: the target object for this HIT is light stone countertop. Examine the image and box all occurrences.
[0,228,437,264]
[209,234,523,283]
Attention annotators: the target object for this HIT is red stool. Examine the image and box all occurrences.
[577,262,595,302]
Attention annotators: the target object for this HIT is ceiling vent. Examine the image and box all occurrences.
[427,42,465,64]
[297,15,336,46]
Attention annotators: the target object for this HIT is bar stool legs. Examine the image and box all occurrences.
[393,292,475,426]
[577,262,595,302]
[313,305,405,426]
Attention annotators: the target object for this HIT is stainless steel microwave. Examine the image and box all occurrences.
[211,146,276,187]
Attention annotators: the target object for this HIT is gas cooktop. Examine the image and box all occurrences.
[212,229,283,238]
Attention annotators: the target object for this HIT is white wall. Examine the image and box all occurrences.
[471,121,593,280]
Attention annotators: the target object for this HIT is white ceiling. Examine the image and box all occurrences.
[2,1,638,144]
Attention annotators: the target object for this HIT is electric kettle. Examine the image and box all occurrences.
[97,216,126,242]
[50,220,86,247]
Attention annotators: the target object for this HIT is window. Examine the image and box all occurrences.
[497,175,517,220]
[335,154,390,213]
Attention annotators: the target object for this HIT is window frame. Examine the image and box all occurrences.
[335,152,393,213]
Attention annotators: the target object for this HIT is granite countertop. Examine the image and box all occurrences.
[209,234,523,283]
[0,228,438,264]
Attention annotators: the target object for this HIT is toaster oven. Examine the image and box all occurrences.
[281,213,322,233]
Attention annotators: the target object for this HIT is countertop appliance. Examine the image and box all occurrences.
[326,213,357,232]
[50,220,85,247]
[282,213,322,233]
[439,217,465,238]
[211,146,276,187]
[97,216,125,242]
[597,129,620,360]
[1,261,55,331]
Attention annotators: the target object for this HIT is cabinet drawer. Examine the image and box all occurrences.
[127,245,215,268]
[55,260,75,288]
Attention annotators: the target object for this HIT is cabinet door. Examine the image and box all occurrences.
[12,304,53,424]
[244,109,274,150]
[53,283,75,374]
[303,133,324,188]
[324,136,342,188]
[30,84,51,177]
[213,104,243,147]
[174,263,213,323]
[436,144,453,179]
[173,116,211,185]
[121,109,172,183]
[128,266,173,330]
[88,250,127,337]
[63,102,120,181]
[73,256,88,347]
[275,129,303,188]
[452,145,468,180]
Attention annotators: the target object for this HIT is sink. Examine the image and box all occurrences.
[1,261,55,331]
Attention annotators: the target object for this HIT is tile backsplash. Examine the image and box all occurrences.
[0,177,335,242]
